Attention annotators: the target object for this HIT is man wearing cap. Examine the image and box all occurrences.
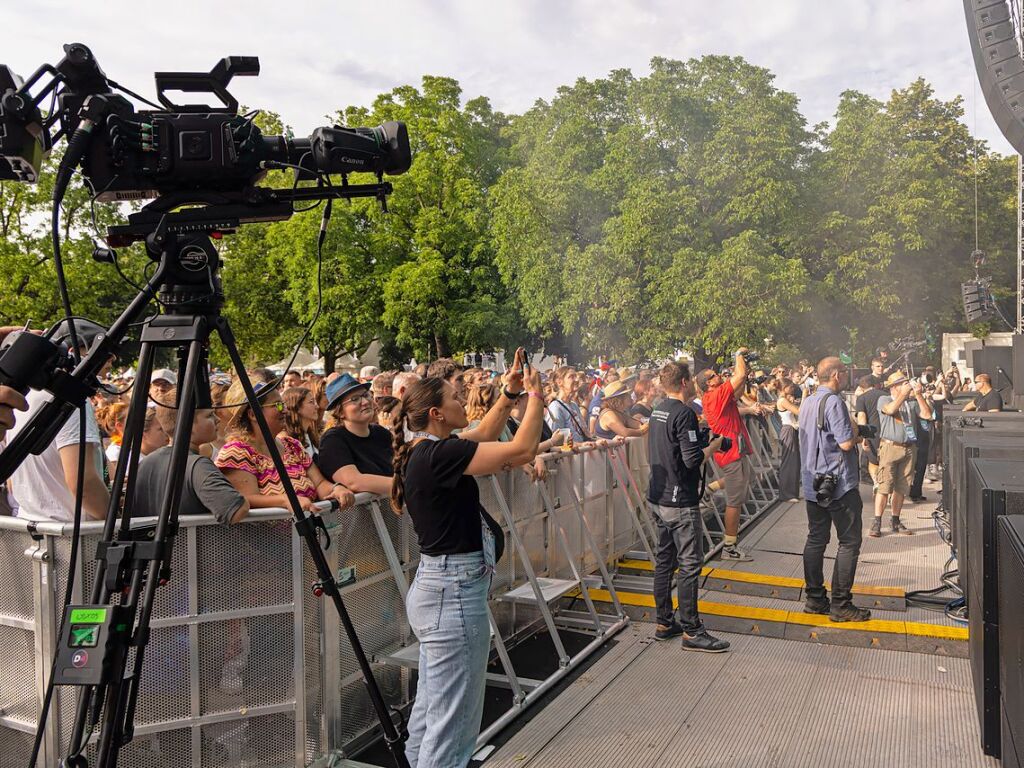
[150,368,177,403]
[359,365,380,384]
[696,349,759,562]
[872,371,933,537]
[7,320,111,522]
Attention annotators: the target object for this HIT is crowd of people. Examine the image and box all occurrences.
[0,318,1014,768]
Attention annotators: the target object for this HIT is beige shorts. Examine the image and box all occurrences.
[876,441,916,496]
[719,456,752,507]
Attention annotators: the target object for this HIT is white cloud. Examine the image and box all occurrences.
[1,0,1013,153]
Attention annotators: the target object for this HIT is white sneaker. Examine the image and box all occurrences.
[720,545,753,562]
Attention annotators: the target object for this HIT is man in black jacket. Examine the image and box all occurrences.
[647,361,730,653]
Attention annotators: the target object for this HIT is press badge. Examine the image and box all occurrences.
[688,430,698,442]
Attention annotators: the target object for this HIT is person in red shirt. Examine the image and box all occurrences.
[696,348,770,561]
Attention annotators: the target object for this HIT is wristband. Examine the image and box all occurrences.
[502,387,522,400]
[527,391,544,400]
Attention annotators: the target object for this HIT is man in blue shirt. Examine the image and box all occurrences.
[798,356,871,623]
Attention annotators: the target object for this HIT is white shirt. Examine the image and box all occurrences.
[8,389,102,522]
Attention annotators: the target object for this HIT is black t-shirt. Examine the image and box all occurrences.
[629,403,653,420]
[403,437,503,558]
[646,398,704,508]
[855,388,885,447]
[973,389,1004,412]
[316,424,393,481]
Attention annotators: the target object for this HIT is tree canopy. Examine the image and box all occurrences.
[0,57,1015,367]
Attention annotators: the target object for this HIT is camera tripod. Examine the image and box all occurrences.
[7,227,410,768]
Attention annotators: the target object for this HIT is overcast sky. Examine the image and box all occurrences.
[4,0,1014,154]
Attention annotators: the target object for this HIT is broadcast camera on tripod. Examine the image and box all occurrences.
[0,43,413,768]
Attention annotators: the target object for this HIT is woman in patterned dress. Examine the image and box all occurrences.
[215,378,355,512]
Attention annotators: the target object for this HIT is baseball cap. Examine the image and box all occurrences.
[151,368,178,385]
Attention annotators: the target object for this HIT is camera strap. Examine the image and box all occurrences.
[814,391,842,476]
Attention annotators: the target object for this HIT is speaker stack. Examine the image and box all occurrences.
[965,459,1024,758]
[998,515,1024,768]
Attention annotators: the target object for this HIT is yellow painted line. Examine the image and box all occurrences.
[619,559,712,577]
[905,621,970,641]
[708,567,804,589]
[582,587,965,641]
[618,559,905,599]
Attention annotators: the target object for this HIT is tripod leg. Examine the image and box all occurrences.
[92,337,203,768]
[65,342,157,761]
[214,316,411,768]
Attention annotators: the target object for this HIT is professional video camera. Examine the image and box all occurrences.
[0,43,414,768]
[1,44,409,203]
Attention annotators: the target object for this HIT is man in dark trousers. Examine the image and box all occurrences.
[798,357,871,623]
[646,361,730,652]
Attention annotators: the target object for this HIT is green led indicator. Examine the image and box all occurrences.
[70,626,99,647]
[69,608,107,624]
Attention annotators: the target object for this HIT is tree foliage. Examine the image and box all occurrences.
[0,61,1016,368]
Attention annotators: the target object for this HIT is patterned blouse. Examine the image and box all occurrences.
[215,435,319,500]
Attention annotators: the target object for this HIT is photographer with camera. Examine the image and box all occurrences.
[696,348,761,562]
[798,357,872,622]
[646,361,730,651]
[871,371,933,537]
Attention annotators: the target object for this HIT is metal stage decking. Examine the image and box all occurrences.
[484,625,997,768]
[482,477,992,768]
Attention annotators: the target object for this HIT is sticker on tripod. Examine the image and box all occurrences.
[179,244,210,272]
[71,650,89,668]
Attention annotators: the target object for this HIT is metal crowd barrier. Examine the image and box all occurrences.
[0,439,663,767]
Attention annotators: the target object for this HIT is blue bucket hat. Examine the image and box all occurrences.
[325,373,371,411]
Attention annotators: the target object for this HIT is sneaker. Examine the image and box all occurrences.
[803,598,831,615]
[829,603,872,623]
[908,494,927,503]
[654,622,686,641]
[681,631,731,653]
[890,519,914,535]
[868,518,883,538]
[719,545,753,562]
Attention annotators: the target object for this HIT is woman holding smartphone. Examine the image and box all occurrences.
[391,349,545,768]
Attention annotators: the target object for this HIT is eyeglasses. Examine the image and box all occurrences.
[263,401,285,413]
[343,391,372,406]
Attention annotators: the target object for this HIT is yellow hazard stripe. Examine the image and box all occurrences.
[581,587,967,641]
[618,559,906,599]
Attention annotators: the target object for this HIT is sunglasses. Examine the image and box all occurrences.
[263,401,285,413]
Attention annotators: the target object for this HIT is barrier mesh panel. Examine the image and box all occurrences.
[199,613,294,715]
[124,624,191,724]
[3,727,37,767]
[201,712,296,767]
[0,623,38,722]
[198,522,292,613]
[0,530,35,619]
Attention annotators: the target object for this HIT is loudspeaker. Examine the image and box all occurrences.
[998,516,1024,768]
[966,459,1024,757]
[943,411,1024,556]
[964,0,1024,155]
[970,346,1014,397]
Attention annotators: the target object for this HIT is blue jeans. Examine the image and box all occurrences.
[405,551,492,768]
[649,502,704,633]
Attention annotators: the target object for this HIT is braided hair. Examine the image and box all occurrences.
[390,377,447,515]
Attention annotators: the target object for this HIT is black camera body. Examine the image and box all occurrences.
[2,44,412,202]
[738,349,760,364]
[813,471,838,505]
[857,424,877,439]
[697,426,732,454]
